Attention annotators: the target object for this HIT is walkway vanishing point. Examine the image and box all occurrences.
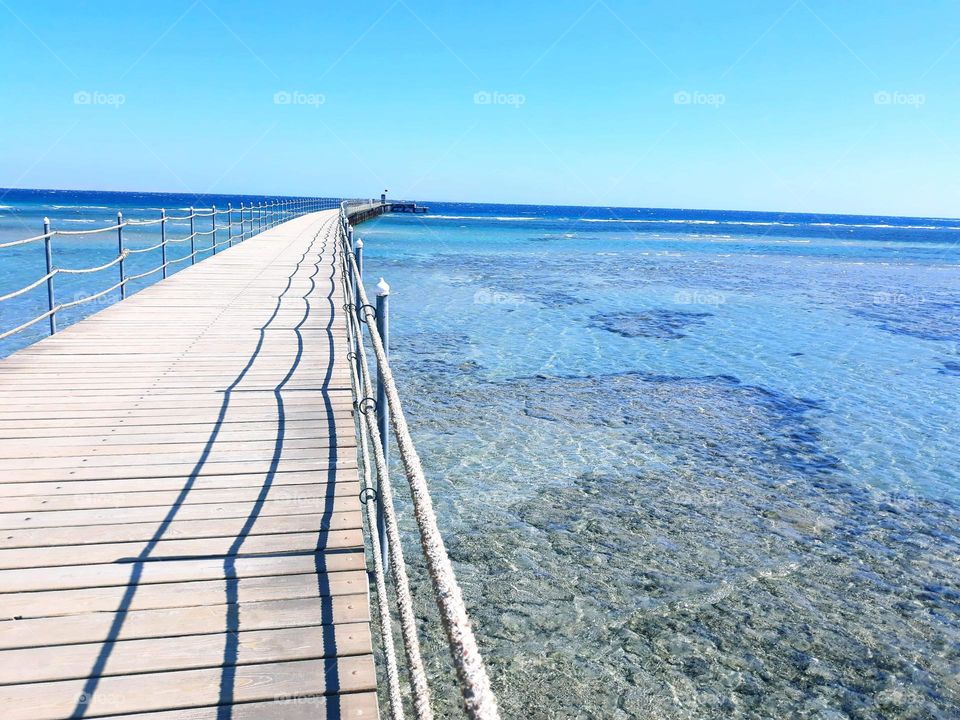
[0,203,499,720]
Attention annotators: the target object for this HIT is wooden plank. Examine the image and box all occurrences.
[0,436,352,462]
[0,411,348,433]
[2,480,356,512]
[1,622,372,684]
[6,457,356,482]
[0,655,376,720]
[0,492,359,530]
[0,548,365,594]
[0,468,355,497]
[91,692,379,720]
[0,511,362,549]
[0,528,362,569]
[0,569,368,619]
[0,420,350,443]
[0,593,369,649]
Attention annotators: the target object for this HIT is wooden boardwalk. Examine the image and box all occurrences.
[0,210,378,719]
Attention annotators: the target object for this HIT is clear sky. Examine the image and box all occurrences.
[1,0,958,216]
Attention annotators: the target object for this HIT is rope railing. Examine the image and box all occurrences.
[339,252,435,720]
[337,200,501,720]
[0,197,344,343]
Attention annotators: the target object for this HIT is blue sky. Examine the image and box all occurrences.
[1,0,958,216]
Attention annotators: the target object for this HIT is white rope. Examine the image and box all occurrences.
[124,217,166,227]
[167,250,198,265]
[0,232,52,249]
[59,279,125,309]
[58,251,129,274]
[345,218,500,720]
[336,224,406,720]
[0,308,57,341]
[124,264,166,282]
[54,222,128,236]
[338,228,435,720]
[0,271,57,302]
[125,242,164,254]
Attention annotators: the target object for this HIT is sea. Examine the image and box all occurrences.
[2,190,959,718]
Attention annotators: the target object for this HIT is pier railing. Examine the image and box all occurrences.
[338,201,500,720]
[0,197,341,343]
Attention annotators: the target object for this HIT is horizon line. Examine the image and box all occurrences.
[1,185,958,222]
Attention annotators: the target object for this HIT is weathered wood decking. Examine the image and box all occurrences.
[0,210,378,718]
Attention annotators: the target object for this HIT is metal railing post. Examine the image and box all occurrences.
[354,238,363,312]
[375,277,391,572]
[227,203,233,247]
[117,212,126,300]
[160,209,168,279]
[189,207,196,265]
[239,202,244,241]
[212,204,218,255]
[43,217,56,335]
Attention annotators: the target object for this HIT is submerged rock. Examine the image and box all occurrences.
[590,309,712,339]
[389,369,960,719]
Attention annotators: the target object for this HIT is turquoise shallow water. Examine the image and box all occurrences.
[356,207,960,718]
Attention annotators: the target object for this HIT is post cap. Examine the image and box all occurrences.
[355,238,363,249]
[43,216,49,224]
[375,278,390,297]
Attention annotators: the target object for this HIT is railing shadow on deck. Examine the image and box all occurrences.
[68,212,346,719]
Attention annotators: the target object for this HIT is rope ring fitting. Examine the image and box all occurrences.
[358,303,377,323]
[359,487,378,504]
[358,397,378,415]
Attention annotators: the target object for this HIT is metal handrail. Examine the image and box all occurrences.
[338,200,501,720]
[0,197,345,344]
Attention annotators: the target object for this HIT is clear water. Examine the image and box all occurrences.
[356,204,960,718]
